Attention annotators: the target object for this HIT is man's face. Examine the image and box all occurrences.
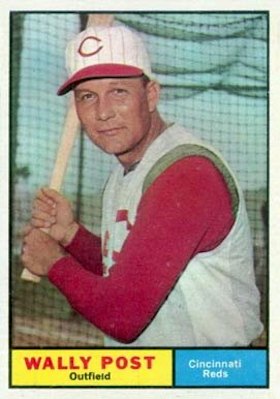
[74,77,159,167]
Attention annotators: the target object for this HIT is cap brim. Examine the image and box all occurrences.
[57,64,144,95]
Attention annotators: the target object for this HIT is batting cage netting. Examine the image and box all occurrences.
[11,12,268,347]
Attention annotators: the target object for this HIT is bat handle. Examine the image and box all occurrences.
[20,226,50,282]
[20,268,41,283]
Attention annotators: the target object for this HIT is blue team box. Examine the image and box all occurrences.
[175,349,268,387]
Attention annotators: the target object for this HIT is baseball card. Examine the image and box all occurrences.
[1,0,279,398]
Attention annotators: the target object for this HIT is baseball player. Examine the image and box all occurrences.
[22,24,263,346]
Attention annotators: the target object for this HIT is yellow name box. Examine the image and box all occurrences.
[11,349,173,387]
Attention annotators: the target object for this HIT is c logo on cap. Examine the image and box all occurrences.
[78,36,103,57]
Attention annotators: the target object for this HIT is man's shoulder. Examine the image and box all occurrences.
[143,142,224,192]
[143,142,240,218]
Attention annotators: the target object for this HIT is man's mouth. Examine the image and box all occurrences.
[98,127,123,136]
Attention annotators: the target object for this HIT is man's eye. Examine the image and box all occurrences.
[82,93,95,101]
[75,92,96,102]
[112,88,127,96]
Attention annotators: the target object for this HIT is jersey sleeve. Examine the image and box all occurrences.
[63,225,103,275]
[48,155,235,343]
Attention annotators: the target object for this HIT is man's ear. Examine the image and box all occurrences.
[146,80,161,112]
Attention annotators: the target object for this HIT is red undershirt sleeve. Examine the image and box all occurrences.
[63,225,103,275]
[48,156,235,343]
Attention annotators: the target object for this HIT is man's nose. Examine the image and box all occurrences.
[96,96,115,121]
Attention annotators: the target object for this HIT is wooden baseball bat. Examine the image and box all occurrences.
[21,98,80,282]
[21,13,114,282]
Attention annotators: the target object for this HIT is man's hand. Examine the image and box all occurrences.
[31,187,79,246]
[21,225,66,276]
